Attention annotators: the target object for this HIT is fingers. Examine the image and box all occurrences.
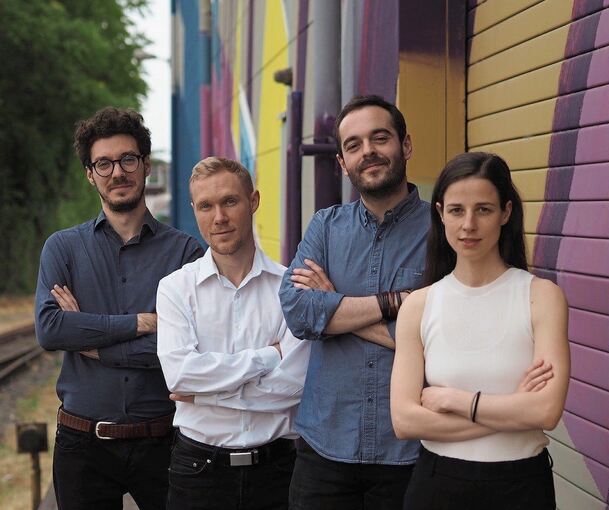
[169,394,195,403]
[519,360,553,392]
[272,342,283,359]
[79,349,100,360]
[51,285,80,311]
[291,260,335,291]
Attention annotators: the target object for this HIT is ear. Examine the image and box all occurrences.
[86,168,95,186]
[143,155,151,178]
[403,134,413,161]
[250,190,260,214]
[435,202,444,224]
[336,154,348,177]
[501,200,513,225]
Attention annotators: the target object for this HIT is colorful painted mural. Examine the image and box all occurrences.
[173,1,609,507]
[468,1,609,508]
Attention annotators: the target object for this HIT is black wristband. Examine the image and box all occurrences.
[471,391,482,423]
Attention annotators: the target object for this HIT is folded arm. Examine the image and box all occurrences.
[287,256,395,347]
[35,235,139,352]
[177,323,311,413]
[421,278,569,432]
[390,289,496,441]
[156,282,281,395]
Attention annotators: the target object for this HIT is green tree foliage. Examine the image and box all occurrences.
[0,0,149,293]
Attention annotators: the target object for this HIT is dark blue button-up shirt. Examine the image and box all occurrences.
[35,210,204,422]
[279,185,429,464]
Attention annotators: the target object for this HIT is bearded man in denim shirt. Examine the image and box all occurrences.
[279,95,429,509]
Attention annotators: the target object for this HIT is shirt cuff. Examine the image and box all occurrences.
[258,345,281,373]
[108,314,138,342]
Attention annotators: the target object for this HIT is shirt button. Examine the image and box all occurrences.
[367,396,373,403]
[368,361,374,368]
[235,293,240,300]
[121,277,127,283]
[377,234,382,240]
[371,267,377,274]
[124,377,129,382]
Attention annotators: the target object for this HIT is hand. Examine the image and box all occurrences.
[169,394,195,403]
[79,349,100,360]
[272,342,282,359]
[421,386,468,414]
[291,259,336,291]
[517,359,553,392]
[51,285,80,311]
[137,313,157,335]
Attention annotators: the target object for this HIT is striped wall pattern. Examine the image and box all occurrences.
[467,1,609,508]
[172,0,401,257]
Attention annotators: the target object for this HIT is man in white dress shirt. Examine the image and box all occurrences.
[156,156,310,510]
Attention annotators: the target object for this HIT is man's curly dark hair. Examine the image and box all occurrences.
[73,107,152,168]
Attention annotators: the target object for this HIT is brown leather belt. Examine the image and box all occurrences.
[58,408,174,440]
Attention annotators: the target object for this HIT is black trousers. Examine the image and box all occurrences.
[289,439,414,510]
[52,424,172,510]
[403,447,556,510]
[167,431,296,510]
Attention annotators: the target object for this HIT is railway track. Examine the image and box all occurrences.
[0,322,43,382]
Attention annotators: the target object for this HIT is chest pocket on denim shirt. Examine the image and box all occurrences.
[392,267,424,291]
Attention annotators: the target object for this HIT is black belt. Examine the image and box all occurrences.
[176,431,295,467]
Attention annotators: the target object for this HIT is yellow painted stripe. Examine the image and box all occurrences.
[525,233,536,265]
[398,55,447,189]
[523,201,543,234]
[468,23,569,92]
[470,0,542,38]
[470,0,572,63]
[511,168,548,201]
[470,133,551,170]
[468,61,561,119]
[468,97,556,146]
[254,0,288,261]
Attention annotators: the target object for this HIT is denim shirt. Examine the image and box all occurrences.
[279,185,429,464]
[35,210,204,422]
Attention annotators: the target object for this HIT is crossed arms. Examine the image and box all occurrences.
[156,278,309,414]
[390,278,570,441]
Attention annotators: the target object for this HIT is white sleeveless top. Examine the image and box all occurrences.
[420,268,548,462]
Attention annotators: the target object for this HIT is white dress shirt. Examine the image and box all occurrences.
[157,246,310,448]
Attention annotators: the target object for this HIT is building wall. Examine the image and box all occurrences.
[172,3,608,507]
[467,1,609,508]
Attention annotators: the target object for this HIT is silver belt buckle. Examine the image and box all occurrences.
[229,449,259,466]
[95,421,116,440]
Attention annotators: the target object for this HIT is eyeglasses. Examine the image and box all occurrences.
[88,154,144,177]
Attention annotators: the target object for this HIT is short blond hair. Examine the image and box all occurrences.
[190,156,254,195]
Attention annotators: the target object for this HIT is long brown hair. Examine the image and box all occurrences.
[424,152,527,286]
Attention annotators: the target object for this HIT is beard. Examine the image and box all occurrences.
[347,151,407,199]
[94,175,145,212]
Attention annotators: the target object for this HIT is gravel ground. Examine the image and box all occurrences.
[0,346,61,440]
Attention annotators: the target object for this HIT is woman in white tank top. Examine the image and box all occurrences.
[391,152,570,509]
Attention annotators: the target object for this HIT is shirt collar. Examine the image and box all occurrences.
[196,244,283,287]
[93,209,159,235]
[358,182,421,227]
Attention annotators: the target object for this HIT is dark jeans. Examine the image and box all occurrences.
[403,447,556,510]
[167,431,296,510]
[53,424,172,510]
[289,439,414,510]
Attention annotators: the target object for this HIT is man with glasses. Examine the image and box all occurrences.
[35,107,204,510]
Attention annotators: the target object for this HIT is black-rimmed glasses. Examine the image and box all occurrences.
[88,154,144,177]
